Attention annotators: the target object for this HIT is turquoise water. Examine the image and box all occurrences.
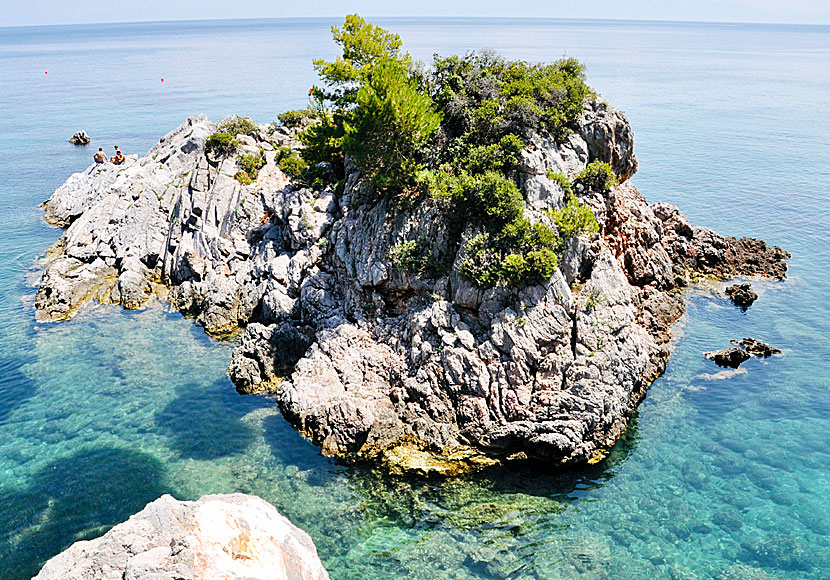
[1,18,829,579]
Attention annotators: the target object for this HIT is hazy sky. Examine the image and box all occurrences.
[2,0,829,27]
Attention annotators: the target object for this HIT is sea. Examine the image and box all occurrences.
[0,17,828,580]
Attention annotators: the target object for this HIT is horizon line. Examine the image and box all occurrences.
[2,15,829,31]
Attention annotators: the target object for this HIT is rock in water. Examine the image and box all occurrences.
[725,282,758,309]
[33,494,330,580]
[731,337,782,357]
[35,103,789,473]
[705,347,752,369]
[69,130,91,145]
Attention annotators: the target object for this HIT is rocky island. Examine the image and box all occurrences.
[35,16,788,475]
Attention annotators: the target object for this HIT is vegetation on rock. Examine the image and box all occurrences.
[574,160,618,193]
[205,132,239,160]
[238,151,265,178]
[296,15,607,288]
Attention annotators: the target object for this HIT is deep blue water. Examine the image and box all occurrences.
[1,17,828,580]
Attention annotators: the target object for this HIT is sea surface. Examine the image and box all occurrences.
[0,17,828,580]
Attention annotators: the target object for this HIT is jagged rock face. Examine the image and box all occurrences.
[33,494,330,580]
[35,100,789,473]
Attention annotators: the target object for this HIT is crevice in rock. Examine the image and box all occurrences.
[570,309,578,359]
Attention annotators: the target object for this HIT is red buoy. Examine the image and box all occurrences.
[44,71,48,75]
[161,78,164,82]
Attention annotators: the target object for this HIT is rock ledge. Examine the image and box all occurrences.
[33,493,330,580]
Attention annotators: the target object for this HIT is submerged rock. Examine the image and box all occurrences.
[69,130,91,145]
[705,347,751,369]
[33,494,330,580]
[35,101,789,473]
[725,282,758,309]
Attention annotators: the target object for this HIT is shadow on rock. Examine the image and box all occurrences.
[0,446,172,580]
[154,377,269,460]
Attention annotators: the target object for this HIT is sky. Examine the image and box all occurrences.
[2,0,829,27]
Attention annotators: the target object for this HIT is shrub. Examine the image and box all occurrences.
[205,132,238,159]
[298,104,347,179]
[546,170,573,196]
[238,151,265,178]
[276,147,309,179]
[343,58,442,188]
[388,239,429,273]
[234,171,254,185]
[278,109,313,128]
[574,160,617,193]
[459,219,560,288]
[463,134,525,174]
[218,116,258,137]
[551,196,600,238]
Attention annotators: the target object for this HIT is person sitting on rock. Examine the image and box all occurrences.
[93,148,108,164]
[111,146,126,165]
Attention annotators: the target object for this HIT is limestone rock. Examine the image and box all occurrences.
[731,337,781,357]
[69,130,91,145]
[33,494,330,580]
[725,282,758,309]
[705,347,751,368]
[35,98,789,473]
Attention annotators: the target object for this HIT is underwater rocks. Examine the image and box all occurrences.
[33,494,330,580]
[35,101,789,474]
[69,130,91,145]
[725,282,758,309]
[705,338,781,368]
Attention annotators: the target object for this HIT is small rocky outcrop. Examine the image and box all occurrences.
[705,337,781,368]
[705,347,751,368]
[69,130,91,145]
[731,337,782,357]
[725,282,758,309]
[35,101,789,474]
[33,494,330,580]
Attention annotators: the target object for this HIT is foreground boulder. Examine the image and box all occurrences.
[33,494,330,580]
[35,103,788,473]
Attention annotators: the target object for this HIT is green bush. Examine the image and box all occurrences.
[388,239,429,273]
[278,109,313,128]
[205,132,238,159]
[551,196,600,238]
[276,147,309,179]
[298,105,347,179]
[238,151,265,178]
[234,171,254,185]
[343,58,442,188]
[459,218,560,288]
[463,134,525,174]
[574,160,617,193]
[546,170,574,196]
[218,116,258,137]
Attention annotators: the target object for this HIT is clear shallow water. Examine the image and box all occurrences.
[1,17,829,580]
